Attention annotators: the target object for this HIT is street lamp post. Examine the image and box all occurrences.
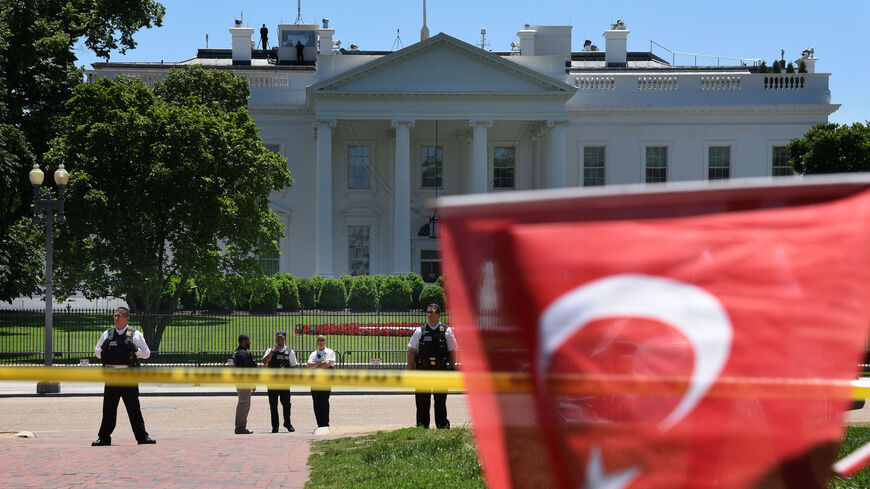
[29,163,69,395]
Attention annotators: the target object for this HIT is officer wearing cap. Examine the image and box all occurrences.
[262,331,298,432]
[407,303,458,429]
[306,335,336,430]
[91,307,156,446]
[232,334,257,434]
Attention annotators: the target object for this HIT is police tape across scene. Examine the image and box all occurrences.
[2,367,870,399]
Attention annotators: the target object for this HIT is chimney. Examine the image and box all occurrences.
[230,21,254,65]
[517,24,536,55]
[603,19,629,67]
[796,48,817,73]
[318,18,335,54]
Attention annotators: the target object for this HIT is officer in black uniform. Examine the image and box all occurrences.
[259,24,269,50]
[233,334,257,434]
[408,303,458,429]
[91,307,156,446]
[262,331,298,432]
[295,40,304,62]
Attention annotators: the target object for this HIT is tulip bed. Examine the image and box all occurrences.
[295,322,419,337]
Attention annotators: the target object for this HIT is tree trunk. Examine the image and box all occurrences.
[137,313,173,356]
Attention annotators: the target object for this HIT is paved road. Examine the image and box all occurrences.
[0,392,470,488]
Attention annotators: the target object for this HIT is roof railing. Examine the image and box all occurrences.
[649,39,761,67]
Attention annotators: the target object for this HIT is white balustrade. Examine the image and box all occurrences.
[700,76,742,90]
[637,76,678,91]
[762,75,806,90]
[574,76,615,90]
[245,73,290,89]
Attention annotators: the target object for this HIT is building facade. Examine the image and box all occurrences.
[88,20,836,280]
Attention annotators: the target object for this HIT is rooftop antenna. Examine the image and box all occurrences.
[392,28,404,50]
[478,28,490,51]
[294,0,304,24]
[420,0,430,41]
[205,33,209,48]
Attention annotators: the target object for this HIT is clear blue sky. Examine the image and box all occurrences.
[75,0,868,125]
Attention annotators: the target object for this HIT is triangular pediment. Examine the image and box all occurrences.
[310,33,575,96]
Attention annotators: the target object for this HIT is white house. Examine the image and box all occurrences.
[87,18,836,282]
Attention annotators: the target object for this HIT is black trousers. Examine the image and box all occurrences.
[311,389,331,427]
[98,385,149,441]
[415,391,449,429]
[267,389,291,429]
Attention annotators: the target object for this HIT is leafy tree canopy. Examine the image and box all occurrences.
[788,122,870,174]
[0,0,165,301]
[48,66,292,349]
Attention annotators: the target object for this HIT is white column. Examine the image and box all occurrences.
[545,120,568,188]
[314,119,337,277]
[469,119,493,194]
[391,119,415,274]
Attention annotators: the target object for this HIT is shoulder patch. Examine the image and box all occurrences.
[439,326,445,332]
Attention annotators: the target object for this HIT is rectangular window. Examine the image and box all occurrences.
[257,240,280,276]
[348,145,371,189]
[264,144,281,153]
[708,146,731,180]
[421,146,443,189]
[772,146,792,176]
[420,250,441,283]
[493,147,515,189]
[645,146,668,183]
[583,146,606,186]
[348,225,370,276]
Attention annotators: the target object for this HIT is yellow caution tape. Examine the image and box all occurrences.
[0,367,869,400]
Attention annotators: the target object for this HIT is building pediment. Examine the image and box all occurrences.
[310,33,575,97]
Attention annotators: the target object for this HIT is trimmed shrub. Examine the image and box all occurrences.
[798,60,807,73]
[435,275,444,288]
[419,284,445,311]
[379,275,412,310]
[227,274,250,311]
[296,277,317,310]
[347,275,379,311]
[275,274,300,311]
[309,275,325,300]
[372,274,388,300]
[249,275,280,312]
[318,278,346,311]
[785,62,795,73]
[404,273,426,309]
[339,274,354,296]
[758,61,768,73]
[772,60,782,73]
[200,275,235,311]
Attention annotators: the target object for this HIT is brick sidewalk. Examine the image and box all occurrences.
[0,430,312,488]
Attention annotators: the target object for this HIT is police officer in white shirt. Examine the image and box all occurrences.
[407,303,457,429]
[306,335,335,428]
[262,331,298,432]
[91,307,155,446]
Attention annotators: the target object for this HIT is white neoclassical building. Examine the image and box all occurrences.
[88,18,836,281]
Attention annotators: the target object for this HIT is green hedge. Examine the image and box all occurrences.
[379,275,412,310]
[318,278,347,310]
[419,284,445,311]
[275,273,301,311]
[296,277,317,310]
[249,275,280,312]
[339,274,354,296]
[347,275,379,311]
[404,272,426,309]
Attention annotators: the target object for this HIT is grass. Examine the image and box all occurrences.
[305,427,484,489]
[0,311,440,365]
[830,427,870,488]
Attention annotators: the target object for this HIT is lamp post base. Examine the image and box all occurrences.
[36,382,60,394]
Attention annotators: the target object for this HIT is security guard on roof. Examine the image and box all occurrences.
[407,303,458,429]
[91,307,156,446]
[262,331,298,432]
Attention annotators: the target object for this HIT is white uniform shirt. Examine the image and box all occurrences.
[307,347,336,367]
[262,345,298,366]
[408,322,458,351]
[94,326,151,368]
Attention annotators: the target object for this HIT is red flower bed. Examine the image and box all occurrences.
[294,322,419,337]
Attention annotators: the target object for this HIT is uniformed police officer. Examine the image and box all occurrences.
[233,334,257,434]
[407,303,458,429]
[306,335,336,429]
[262,331,298,432]
[91,307,156,446]
[259,24,269,50]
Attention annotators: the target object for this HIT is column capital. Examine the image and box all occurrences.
[312,119,337,138]
[545,119,570,129]
[468,119,494,129]
[390,119,416,128]
[531,123,548,142]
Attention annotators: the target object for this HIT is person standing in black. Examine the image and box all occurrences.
[295,40,304,62]
[407,303,458,429]
[262,331,298,432]
[233,334,257,434]
[91,307,155,446]
[259,24,269,50]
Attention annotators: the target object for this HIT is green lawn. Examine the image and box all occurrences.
[0,311,441,365]
[305,427,483,489]
[303,426,870,489]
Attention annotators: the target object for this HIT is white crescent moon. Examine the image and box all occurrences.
[539,274,732,431]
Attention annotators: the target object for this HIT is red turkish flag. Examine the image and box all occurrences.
[438,179,870,489]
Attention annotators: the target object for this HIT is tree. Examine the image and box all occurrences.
[788,122,870,174]
[0,0,165,302]
[48,66,292,350]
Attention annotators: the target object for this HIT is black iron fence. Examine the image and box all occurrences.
[0,308,445,368]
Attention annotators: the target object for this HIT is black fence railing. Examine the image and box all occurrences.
[0,308,444,368]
